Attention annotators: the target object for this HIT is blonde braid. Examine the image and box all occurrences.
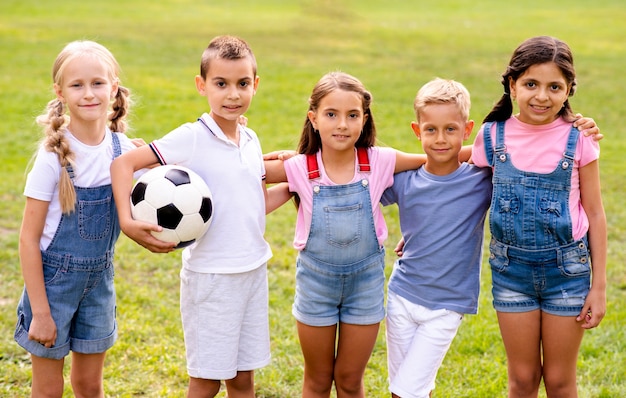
[37,98,76,214]
[108,84,131,133]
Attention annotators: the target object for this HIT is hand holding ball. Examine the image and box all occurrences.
[130,165,213,248]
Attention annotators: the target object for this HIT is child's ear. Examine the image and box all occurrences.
[195,75,206,95]
[54,83,64,103]
[463,120,475,140]
[411,121,421,140]
[508,76,516,99]
[253,75,260,93]
[110,79,119,100]
[307,110,317,130]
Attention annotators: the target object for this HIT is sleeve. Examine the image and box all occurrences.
[381,172,401,206]
[284,155,308,196]
[23,147,59,202]
[576,133,601,168]
[471,124,490,168]
[150,124,196,165]
[115,132,140,155]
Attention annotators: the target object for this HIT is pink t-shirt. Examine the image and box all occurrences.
[471,117,600,240]
[284,146,397,250]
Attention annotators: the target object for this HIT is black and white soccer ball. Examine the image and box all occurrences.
[130,165,213,249]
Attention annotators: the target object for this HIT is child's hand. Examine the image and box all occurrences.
[121,219,177,253]
[573,114,603,141]
[394,237,405,257]
[239,115,248,127]
[576,285,606,329]
[28,313,57,348]
[263,150,297,161]
[131,138,147,147]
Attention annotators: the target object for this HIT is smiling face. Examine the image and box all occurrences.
[195,56,258,127]
[413,103,473,175]
[307,88,368,155]
[54,55,118,131]
[509,61,572,125]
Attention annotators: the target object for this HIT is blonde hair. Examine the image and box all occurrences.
[36,40,132,214]
[414,78,471,122]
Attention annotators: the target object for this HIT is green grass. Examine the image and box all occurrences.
[1,0,625,396]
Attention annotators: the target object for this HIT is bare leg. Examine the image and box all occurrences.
[334,322,380,398]
[187,377,221,398]
[70,351,106,398]
[31,355,64,398]
[225,370,255,398]
[297,321,337,398]
[541,313,584,397]
[497,310,542,398]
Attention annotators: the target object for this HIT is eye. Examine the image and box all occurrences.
[525,82,536,88]
[550,84,562,91]
[326,112,335,118]
[349,112,360,119]
[216,81,226,88]
[239,81,249,88]
[446,126,457,133]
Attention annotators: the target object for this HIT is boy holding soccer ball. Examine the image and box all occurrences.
[111,35,284,398]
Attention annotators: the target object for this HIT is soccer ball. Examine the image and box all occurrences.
[130,165,213,249]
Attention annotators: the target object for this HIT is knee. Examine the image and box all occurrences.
[304,370,334,395]
[508,371,542,396]
[71,379,103,398]
[543,373,577,397]
[333,370,364,396]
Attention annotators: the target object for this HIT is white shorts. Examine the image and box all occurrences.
[386,291,464,398]
[180,264,270,380]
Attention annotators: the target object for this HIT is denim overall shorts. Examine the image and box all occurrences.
[484,122,591,316]
[15,133,122,359]
[292,148,386,327]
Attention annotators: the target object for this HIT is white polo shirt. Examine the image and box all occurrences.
[149,113,271,273]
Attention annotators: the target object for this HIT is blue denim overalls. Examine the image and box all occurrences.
[485,122,591,314]
[292,148,386,326]
[15,133,122,359]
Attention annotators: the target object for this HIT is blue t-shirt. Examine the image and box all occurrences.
[382,163,492,314]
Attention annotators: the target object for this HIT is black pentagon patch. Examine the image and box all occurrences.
[199,197,213,222]
[156,204,183,229]
[131,182,147,205]
[176,239,196,249]
[164,168,191,186]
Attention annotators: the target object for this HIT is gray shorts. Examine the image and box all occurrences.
[180,264,270,380]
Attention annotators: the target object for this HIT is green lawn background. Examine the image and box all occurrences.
[1,0,625,396]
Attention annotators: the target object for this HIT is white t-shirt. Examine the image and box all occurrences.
[24,130,138,250]
[149,113,272,274]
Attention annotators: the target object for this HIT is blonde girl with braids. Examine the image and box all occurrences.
[15,40,138,397]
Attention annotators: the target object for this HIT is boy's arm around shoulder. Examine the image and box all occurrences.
[266,182,292,214]
[394,150,426,173]
[110,145,176,253]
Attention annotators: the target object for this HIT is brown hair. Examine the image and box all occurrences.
[483,36,577,124]
[297,71,376,155]
[200,35,257,79]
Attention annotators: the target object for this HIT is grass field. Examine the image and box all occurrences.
[1,0,625,396]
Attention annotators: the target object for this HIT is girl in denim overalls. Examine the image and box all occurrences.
[15,40,137,397]
[265,72,428,397]
[471,36,607,397]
